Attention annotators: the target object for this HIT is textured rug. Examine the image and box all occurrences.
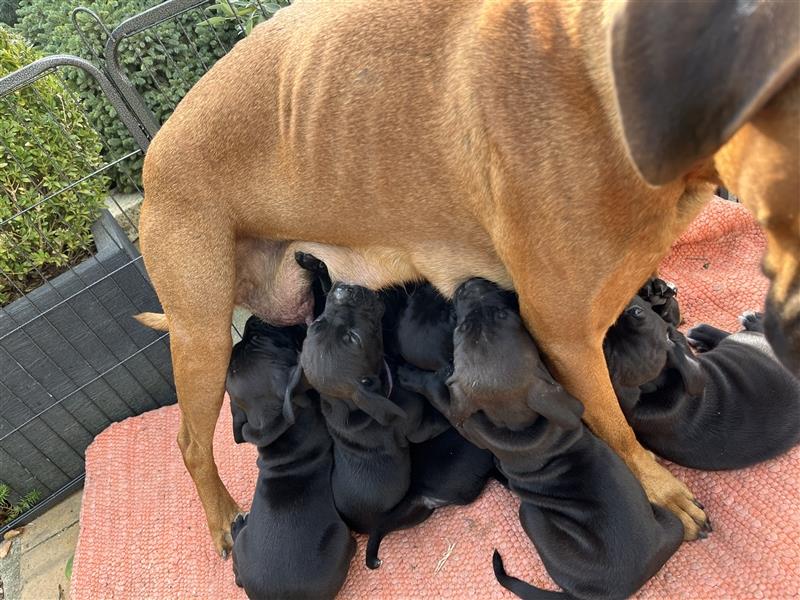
[71,198,800,599]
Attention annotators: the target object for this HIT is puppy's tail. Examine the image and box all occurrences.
[134,312,169,331]
[492,550,573,600]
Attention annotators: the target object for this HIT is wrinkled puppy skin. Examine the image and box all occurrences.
[226,317,354,600]
[606,301,800,470]
[399,278,684,600]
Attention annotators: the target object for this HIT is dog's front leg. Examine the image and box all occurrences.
[518,302,710,540]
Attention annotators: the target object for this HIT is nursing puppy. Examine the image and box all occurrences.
[226,317,354,599]
[294,282,444,535]
[606,300,800,470]
[365,283,499,569]
[400,278,684,600]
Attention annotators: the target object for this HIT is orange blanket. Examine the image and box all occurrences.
[71,199,800,599]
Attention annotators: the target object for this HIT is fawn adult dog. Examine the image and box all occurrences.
[137,0,800,553]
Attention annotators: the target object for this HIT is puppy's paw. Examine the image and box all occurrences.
[397,365,424,392]
[366,556,382,569]
[686,323,728,353]
[739,310,765,332]
[230,511,249,541]
[294,250,325,273]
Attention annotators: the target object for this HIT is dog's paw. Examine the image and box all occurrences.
[366,556,383,570]
[397,365,422,391]
[639,277,677,302]
[686,323,728,353]
[635,457,711,541]
[230,511,249,542]
[739,310,765,332]
[294,250,326,273]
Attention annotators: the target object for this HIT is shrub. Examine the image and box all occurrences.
[0,481,41,525]
[203,0,291,36]
[0,0,18,26]
[16,0,245,191]
[0,26,108,305]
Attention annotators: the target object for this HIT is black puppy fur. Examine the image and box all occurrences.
[393,283,457,370]
[295,250,331,318]
[294,283,446,538]
[400,278,684,600]
[364,282,498,569]
[365,426,497,569]
[606,299,800,470]
[226,317,354,600]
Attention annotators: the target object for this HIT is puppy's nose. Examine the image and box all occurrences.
[332,284,354,302]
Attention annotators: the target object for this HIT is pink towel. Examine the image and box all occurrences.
[71,199,800,599]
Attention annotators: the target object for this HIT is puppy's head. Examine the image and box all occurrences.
[605,298,671,387]
[396,283,456,371]
[299,283,405,425]
[227,317,307,446]
[447,278,582,430]
[610,0,799,375]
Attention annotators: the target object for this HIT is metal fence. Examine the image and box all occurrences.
[0,0,280,533]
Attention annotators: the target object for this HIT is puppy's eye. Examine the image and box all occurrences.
[344,330,362,345]
[496,309,508,320]
[626,306,644,318]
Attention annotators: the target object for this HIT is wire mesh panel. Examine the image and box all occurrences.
[0,54,173,533]
[0,0,292,532]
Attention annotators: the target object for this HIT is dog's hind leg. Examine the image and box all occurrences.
[139,205,240,557]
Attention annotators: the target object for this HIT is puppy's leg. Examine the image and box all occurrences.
[686,324,730,352]
[366,499,435,569]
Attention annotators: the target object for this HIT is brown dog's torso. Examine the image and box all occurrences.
[142,0,714,317]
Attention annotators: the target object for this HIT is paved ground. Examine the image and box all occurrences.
[0,195,247,600]
[0,491,82,600]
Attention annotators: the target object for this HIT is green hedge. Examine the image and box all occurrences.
[0,26,108,305]
[0,0,18,26]
[15,0,244,191]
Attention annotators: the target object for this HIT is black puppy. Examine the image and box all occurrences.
[294,282,446,538]
[400,278,684,600]
[392,282,457,370]
[364,282,499,569]
[606,299,800,470]
[226,317,355,600]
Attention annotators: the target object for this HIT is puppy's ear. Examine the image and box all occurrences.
[229,396,248,444]
[526,385,584,430]
[666,335,707,397]
[610,0,800,185]
[353,383,408,426]
[282,363,304,424]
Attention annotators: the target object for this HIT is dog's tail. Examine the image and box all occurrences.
[134,312,169,331]
[492,550,573,600]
